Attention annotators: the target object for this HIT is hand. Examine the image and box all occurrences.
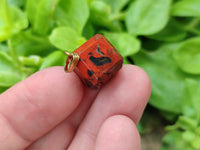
[0,65,151,150]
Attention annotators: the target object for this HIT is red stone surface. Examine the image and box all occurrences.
[66,34,123,88]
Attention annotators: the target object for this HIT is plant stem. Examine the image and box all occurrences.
[7,39,23,72]
[110,12,126,21]
[184,18,200,35]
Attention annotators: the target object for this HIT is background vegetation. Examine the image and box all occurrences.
[0,0,200,149]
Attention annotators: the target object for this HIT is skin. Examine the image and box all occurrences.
[0,65,151,150]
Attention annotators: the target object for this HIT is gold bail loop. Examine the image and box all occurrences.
[64,51,80,72]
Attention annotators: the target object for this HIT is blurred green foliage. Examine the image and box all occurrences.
[0,0,200,149]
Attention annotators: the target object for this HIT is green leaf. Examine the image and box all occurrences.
[0,72,22,87]
[89,1,123,31]
[26,0,60,35]
[0,43,8,52]
[126,0,171,35]
[160,111,178,121]
[103,32,141,57]
[0,51,16,71]
[90,0,111,23]
[11,31,53,56]
[191,133,200,149]
[25,0,38,25]
[10,6,28,34]
[0,51,22,87]
[99,0,130,13]
[0,0,28,41]
[175,116,198,131]
[123,57,131,64]
[49,27,86,52]
[54,0,89,34]
[133,44,188,113]
[163,78,200,150]
[172,0,200,17]
[148,19,187,42]
[90,0,111,18]
[7,0,26,7]
[182,79,200,120]
[0,0,13,41]
[183,130,196,143]
[0,87,8,94]
[82,21,95,39]
[163,126,200,150]
[161,130,194,150]
[161,130,182,150]
[174,37,200,75]
[40,51,66,70]
[137,122,144,134]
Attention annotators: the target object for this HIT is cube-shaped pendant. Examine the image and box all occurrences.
[65,34,123,88]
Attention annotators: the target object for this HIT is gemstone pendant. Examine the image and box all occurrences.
[64,34,123,88]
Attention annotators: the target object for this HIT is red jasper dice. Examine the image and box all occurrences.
[67,34,123,88]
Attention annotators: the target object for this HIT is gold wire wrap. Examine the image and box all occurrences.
[64,51,80,72]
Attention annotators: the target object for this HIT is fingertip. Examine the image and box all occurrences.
[124,64,151,102]
[122,65,151,122]
[95,115,141,150]
[100,65,151,123]
[120,64,151,95]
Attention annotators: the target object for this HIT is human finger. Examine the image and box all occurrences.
[68,65,151,150]
[95,115,141,150]
[0,67,83,149]
[26,88,99,150]
[25,119,75,150]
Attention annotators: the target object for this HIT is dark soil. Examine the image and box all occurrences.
[140,105,167,150]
